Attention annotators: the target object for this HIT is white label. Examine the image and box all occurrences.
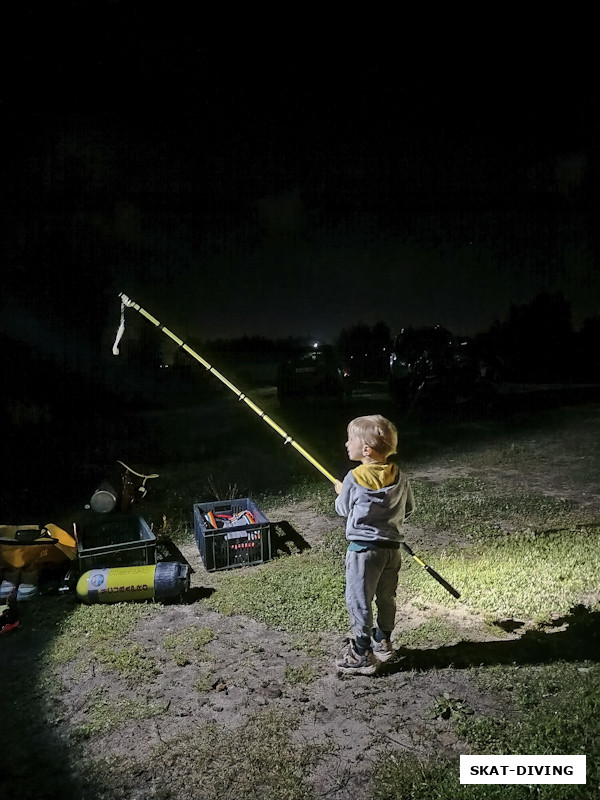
[460,755,586,784]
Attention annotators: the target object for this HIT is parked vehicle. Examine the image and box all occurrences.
[277,344,352,403]
[389,326,496,413]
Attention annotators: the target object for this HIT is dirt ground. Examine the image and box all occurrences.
[2,392,600,799]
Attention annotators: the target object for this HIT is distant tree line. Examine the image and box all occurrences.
[336,322,392,380]
[331,293,599,385]
[190,293,600,385]
[475,293,600,383]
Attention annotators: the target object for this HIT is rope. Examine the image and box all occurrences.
[116,460,160,481]
[112,300,126,355]
[117,460,160,500]
[112,294,136,355]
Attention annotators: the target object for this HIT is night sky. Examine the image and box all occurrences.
[2,18,598,355]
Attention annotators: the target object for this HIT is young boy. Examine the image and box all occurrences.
[334,414,415,675]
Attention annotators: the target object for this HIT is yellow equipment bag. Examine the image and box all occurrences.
[0,524,77,570]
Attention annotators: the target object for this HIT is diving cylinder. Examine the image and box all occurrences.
[89,480,119,513]
[76,562,190,604]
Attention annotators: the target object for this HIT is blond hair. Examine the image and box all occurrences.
[347,415,398,457]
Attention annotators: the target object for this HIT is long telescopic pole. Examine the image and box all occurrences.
[116,293,337,483]
[115,293,461,599]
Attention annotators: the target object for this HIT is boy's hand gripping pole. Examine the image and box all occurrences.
[114,293,337,484]
[400,542,461,599]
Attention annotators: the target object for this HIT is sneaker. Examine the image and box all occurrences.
[16,584,38,601]
[335,641,378,675]
[371,636,394,662]
[0,579,18,600]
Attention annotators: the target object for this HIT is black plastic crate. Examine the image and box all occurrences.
[193,498,270,572]
[76,512,156,572]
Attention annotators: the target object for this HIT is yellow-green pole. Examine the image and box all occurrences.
[117,293,338,484]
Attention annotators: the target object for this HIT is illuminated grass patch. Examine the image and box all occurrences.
[46,601,161,666]
[206,522,600,633]
[403,526,600,619]
[206,534,347,633]
[400,617,463,648]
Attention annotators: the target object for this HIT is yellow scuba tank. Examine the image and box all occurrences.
[76,562,190,604]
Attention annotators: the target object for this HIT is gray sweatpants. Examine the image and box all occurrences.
[345,547,401,645]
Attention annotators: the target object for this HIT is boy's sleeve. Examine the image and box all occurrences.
[334,472,353,517]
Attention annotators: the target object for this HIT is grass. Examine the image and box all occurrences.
[45,600,162,668]
[43,607,217,685]
[373,661,600,799]
[78,709,327,800]
[400,618,463,648]
[205,529,347,633]
[258,478,336,516]
[93,642,161,682]
[426,692,474,721]
[70,686,168,740]
[163,625,215,665]
[194,671,214,692]
[400,525,600,620]
[284,663,320,685]
[411,476,592,542]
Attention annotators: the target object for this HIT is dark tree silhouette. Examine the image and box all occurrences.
[337,321,392,380]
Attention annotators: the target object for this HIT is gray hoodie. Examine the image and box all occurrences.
[335,463,415,545]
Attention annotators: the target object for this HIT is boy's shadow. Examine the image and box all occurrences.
[385,605,600,673]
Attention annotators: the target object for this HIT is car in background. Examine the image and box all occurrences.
[277,344,352,403]
[389,326,496,413]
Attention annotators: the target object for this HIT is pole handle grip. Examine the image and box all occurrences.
[401,542,461,599]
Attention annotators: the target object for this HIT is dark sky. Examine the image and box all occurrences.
[2,19,598,353]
